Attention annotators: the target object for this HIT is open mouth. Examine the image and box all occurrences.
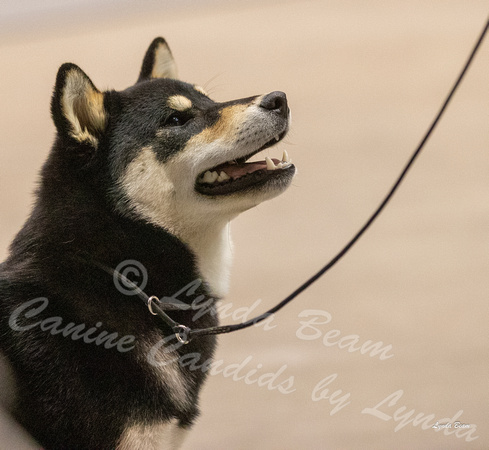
[195,133,295,196]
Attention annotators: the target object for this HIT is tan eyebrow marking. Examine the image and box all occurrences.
[194,85,209,96]
[167,95,192,111]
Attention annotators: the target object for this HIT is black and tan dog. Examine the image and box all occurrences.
[0,38,295,449]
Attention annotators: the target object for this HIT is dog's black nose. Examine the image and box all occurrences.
[259,91,288,119]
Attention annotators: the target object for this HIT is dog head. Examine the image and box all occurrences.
[49,37,297,296]
[50,37,295,237]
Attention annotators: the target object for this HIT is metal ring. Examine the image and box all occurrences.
[147,296,160,315]
[174,325,191,345]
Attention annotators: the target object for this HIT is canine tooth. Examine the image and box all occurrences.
[282,150,290,163]
[265,156,276,171]
[217,171,230,182]
[275,135,280,142]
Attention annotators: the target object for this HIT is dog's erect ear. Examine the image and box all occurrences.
[51,63,107,148]
[138,37,178,82]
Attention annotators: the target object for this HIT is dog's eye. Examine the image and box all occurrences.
[163,112,190,127]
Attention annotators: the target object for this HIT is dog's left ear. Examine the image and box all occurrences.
[51,63,107,149]
[138,37,178,82]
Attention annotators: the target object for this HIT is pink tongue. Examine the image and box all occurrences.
[218,159,280,179]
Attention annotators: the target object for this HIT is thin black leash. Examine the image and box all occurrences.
[93,17,489,344]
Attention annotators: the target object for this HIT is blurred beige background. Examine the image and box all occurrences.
[1,1,488,449]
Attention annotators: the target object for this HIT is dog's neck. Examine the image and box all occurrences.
[173,220,233,299]
[110,210,234,299]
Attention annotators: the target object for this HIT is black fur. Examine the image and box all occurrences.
[0,41,219,449]
[107,78,219,167]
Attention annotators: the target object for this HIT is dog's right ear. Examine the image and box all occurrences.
[138,37,178,82]
[51,63,107,149]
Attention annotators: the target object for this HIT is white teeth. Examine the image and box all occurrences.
[217,171,230,182]
[265,156,276,171]
[199,149,293,185]
[200,170,230,184]
[282,150,291,163]
[201,171,211,183]
[274,135,280,142]
[266,152,293,171]
[201,170,219,183]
